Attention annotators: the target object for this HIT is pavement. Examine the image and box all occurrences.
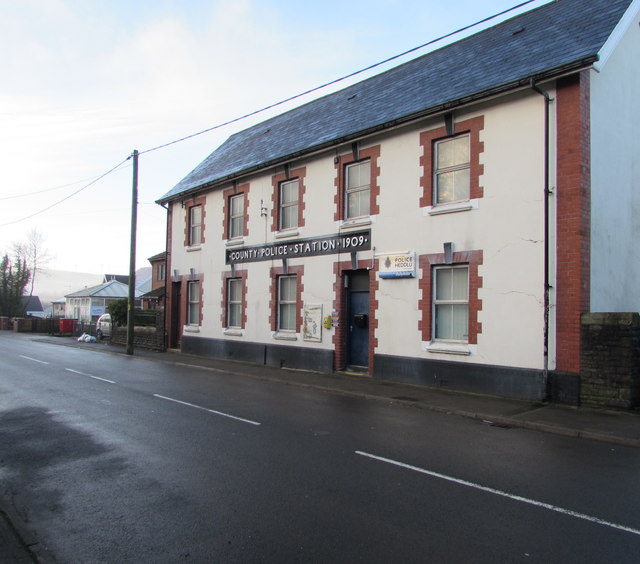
[2,332,640,562]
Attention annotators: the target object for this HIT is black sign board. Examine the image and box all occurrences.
[226,230,371,265]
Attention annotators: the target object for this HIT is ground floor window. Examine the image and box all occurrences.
[187,281,200,325]
[433,265,469,341]
[227,278,242,328]
[278,275,297,331]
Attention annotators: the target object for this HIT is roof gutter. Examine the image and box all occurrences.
[157,57,597,205]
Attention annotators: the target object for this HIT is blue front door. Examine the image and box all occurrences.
[347,271,369,368]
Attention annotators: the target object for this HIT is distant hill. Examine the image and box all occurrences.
[32,270,103,309]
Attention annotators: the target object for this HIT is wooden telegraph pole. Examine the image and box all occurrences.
[127,150,138,355]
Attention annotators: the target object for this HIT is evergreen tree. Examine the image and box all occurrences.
[0,254,32,317]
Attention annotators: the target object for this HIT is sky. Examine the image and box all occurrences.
[0,0,551,276]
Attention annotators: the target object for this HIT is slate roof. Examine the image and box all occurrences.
[159,0,633,203]
[65,280,142,299]
[21,295,44,313]
[141,286,166,299]
[147,251,167,262]
[103,274,129,285]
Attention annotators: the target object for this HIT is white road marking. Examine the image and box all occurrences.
[65,368,115,384]
[153,394,261,426]
[355,450,640,537]
[19,355,49,365]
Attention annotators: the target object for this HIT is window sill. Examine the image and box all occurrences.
[224,328,244,337]
[424,341,470,355]
[184,325,200,334]
[186,244,202,252]
[273,331,298,341]
[339,216,373,230]
[225,237,245,247]
[425,200,477,216]
[274,229,300,239]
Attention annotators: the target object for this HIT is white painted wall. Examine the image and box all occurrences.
[373,94,547,369]
[169,90,549,370]
[590,4,640,312]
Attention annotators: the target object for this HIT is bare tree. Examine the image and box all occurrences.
[12,229,53,298]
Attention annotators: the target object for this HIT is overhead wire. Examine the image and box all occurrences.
[0,157,130,226]
[139,0,538,156]
[1,0,540,227]
[0,171,125,201]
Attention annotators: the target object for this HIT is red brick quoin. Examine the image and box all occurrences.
[555,72,591,374]
[222,184,250,239]
[331,259,379,375]
[419,116,484,208]
[418,250,483,344]
[268,265,305,333]
[270,167,307,232]
[183,195,207,247]
[220,269,248,329]
[333,145,381,222]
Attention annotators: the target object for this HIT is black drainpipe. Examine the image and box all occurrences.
[530,78,553,394]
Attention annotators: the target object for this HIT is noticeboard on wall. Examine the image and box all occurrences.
[378,252,416,279]
[303,304,322,342]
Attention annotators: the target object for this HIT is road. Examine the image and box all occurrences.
[1,333,639,563]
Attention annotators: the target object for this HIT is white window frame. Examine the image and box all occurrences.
[279,179,299,230]
[433,265,469,342]
[345,160,371,219]
[229,194,244,239]
[277,275,297,332]
[227,278,242,329]
[157,263,166,281]
[189,205,202,246]
[187,280,200,326]
[433,134,470,205]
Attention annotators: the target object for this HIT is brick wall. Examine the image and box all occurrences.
[580,312,640,409]
[556,72,591,373]
[111,313,166,351]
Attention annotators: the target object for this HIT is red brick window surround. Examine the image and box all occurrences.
[222,184,249,240]
[271,167,307,232]
[269,265,304,333]
[183,195,207,247]
[180,274,204,327]
[420,116,484,208]
[170,273,205,335]
[418,250,483,344]
[186,278,203,326]
[221,269,248,329]
[334,145,381,222]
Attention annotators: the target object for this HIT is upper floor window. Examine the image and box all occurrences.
[279,179,299,230]
[434,135,470,204]
[420,116,483,210]
[187,280,201,326]
[229,194,244,239]
[189,205,202,246]
[433,265,468,341]
[345,160,371,219]
[157,263,166,281]
[278,275,297,331]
